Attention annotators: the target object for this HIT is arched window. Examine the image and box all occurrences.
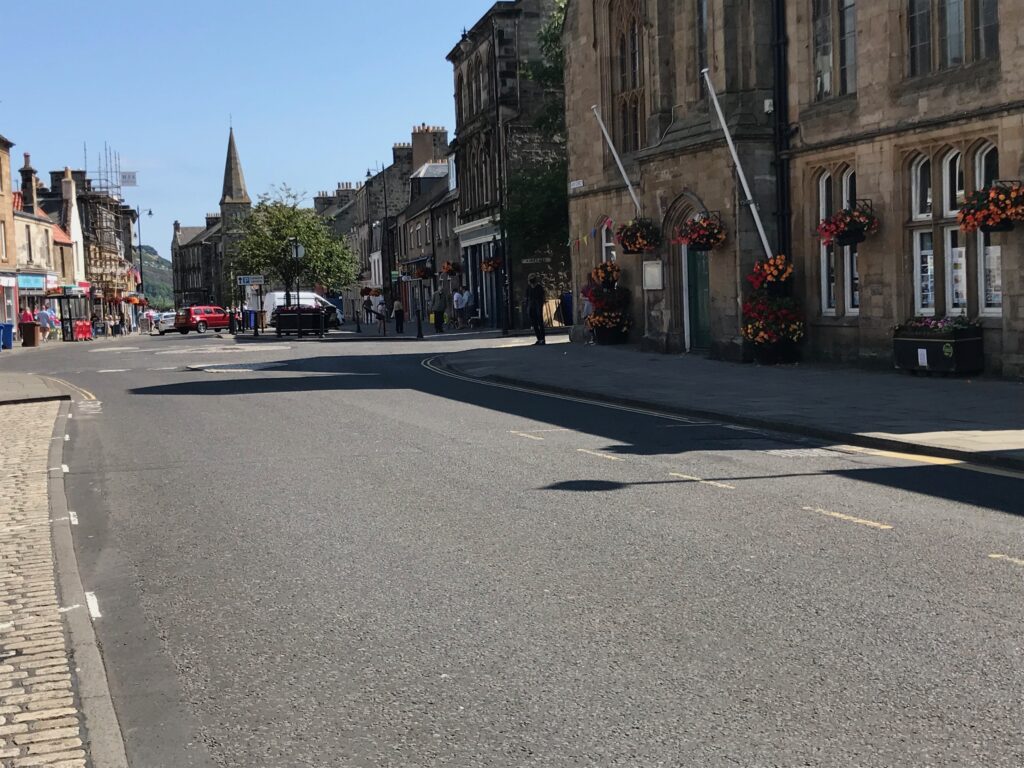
[842,168,859,313]
[974,142,1002,315]
[456,74,465,126]
[477,54,489,108]
[600,218,616,262]
[975,142,998,189]
[611,0,645,153]
[942,149,965,216]
[818,172,836,313]
[911,155,933,220]
[471,59,482,116]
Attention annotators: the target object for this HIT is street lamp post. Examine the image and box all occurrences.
[135,207,153,333]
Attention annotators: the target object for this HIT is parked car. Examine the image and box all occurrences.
[174,305,230,334]
[262,291,342,328]
[154,312,177,335]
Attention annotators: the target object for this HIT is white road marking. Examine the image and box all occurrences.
[96,369,129,374]
[91,346,139,352]
[61,464,69,474]
[801,506,893,531]
[65,434,70,441]
[85,592,102,619]
[577,448,623,461]
[669,472,735,490]
[58,604,81,614]
[148,366,178,371]
[510,431,545,441]
[989,553,1024,568]
[68,511,78,526]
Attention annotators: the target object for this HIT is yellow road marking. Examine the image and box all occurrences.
[840,445,1024,481]
[669,472,735,490]
[41,376,96,401]
[989,553,1024,568]
[802,506,893,531]
[577,448,623,461]
[510,431,544,441]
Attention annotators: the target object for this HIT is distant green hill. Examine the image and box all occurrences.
[137,245,174,309]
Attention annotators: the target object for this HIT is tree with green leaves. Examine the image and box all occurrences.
[504,158,570,294]
[235,186,357,299]
[524,0,568,136]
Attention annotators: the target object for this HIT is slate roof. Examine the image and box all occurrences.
[410,162,449,180]
[175,226,206,247]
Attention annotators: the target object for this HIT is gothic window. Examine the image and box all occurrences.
[456,74,465,126]
[611,0,645,153]
[818,172,836,313]
[813,0,857,100]
[600,219,617,262]
[942,149,965,217]
[477,54,489,108]
[696,0,709,92]
[471,59,482,116]
[911,156,933,219]
[842,168,859,313]
[907,0,997,76]
[975,142,1002,314]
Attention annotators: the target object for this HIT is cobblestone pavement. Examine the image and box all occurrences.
[0,402,87,767]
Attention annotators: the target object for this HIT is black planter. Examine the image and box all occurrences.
[893,331,983,374]
[593,326,628,345]
[752,339,800,365]
[981,219,1014,233]
[835,229,867,246]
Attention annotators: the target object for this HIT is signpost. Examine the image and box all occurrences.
[236,275,266,287]
[237,276,265,336]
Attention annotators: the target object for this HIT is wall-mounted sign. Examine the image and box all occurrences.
[643,260,664,291]
[569,179,585,192]
[17,274,45,290]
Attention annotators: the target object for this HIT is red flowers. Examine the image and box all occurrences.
[615,218,662,253]
[816,205,880,247]
[673,213,727,250]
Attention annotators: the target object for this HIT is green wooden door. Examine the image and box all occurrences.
[687,249,712,351]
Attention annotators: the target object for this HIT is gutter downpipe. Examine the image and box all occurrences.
[773,0,793,258]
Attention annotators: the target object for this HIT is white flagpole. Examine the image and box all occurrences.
[701,69,774,261]
[591,105,643,216]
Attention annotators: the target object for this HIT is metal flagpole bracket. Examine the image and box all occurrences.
[591,105,643,217]
[701,69,775,262]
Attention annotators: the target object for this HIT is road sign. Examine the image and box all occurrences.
[237,275,265,286]
[119,171,138,187]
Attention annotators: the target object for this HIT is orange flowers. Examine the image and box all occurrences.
[615,218,663,253]
[673,213,727,250]
[816,205,880,247]
[747,254,794,290]
[958,182,1024,233]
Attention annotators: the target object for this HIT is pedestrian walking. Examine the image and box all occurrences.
[392,298,405,334]
[527,276,546,345]
[35,306,51,342]
[431,289,447,333]
[362,296,373,325]
[581,274,596,344]
[452,286,466,329]
[464,287,476,328]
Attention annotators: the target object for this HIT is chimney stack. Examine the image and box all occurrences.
[20,153,38,214]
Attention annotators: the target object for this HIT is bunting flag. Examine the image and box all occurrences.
[583,235,589,245]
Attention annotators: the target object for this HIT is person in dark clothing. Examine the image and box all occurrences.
[392,298,405,334]
[527,276,546,345]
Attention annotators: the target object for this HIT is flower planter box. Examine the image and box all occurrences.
[893,330,983,374]
[751,340,800,365]
[593,326,629,345]
[275,308,326,337]
[980,220,1014,234]
[835,230,867,246]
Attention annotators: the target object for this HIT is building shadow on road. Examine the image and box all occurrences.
[128,351,1024,520]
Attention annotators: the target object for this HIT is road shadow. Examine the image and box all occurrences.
[129,349,1024,519]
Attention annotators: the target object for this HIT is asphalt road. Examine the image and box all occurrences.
[8,330,1024,767]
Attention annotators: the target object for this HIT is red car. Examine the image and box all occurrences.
[174,305,231,334]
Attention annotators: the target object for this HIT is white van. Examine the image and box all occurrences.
[261,291,342,327]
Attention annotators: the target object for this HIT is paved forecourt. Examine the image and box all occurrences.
[0,402,87,767]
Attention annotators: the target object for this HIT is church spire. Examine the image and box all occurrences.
[220,127,250,206]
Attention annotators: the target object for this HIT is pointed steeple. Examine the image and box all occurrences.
[220,128,250,206]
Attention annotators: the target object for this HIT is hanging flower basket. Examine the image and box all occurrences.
[742,255,804,365]
[959,181,1024,234]
[816,201,880,247]
[441,260,461,275]
[615,218,662,254]
[360,287,373,297]
[481,256,503,273]
[415,265,434,280]
[673,212,727,252]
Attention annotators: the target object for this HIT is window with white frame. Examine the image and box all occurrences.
[975,142,1001,314]
[908,0,996,76]
[818,172,836,313]
[914,230,936,314]
[912,156,933,219]
[944,225,967,313]
[942,149,965,216]
[0,221,5,261]
[842,168,859,313]
[601,220,617,262]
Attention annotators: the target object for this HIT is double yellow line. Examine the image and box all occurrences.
[41,376,96,401]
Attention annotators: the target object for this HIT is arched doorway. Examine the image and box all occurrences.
[663,193,712,352]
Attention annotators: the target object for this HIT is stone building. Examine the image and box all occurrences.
[448,0,569,328]
[564,0,779,357]
[786,0,1023,375]
[13,156,58,313]
[171,129,251,308]
[395,158,460,316]
[0,135,17,324]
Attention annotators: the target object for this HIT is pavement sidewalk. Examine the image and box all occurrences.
[0,374,68,407]
[440,341,1024,471]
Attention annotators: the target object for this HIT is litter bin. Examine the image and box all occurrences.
[19,321,40,348]
[0,322,13,350]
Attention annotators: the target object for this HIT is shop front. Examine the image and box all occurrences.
[0,274,16,325]
[16,273,47,313]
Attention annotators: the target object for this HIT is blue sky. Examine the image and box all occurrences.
[4,0,496,258]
